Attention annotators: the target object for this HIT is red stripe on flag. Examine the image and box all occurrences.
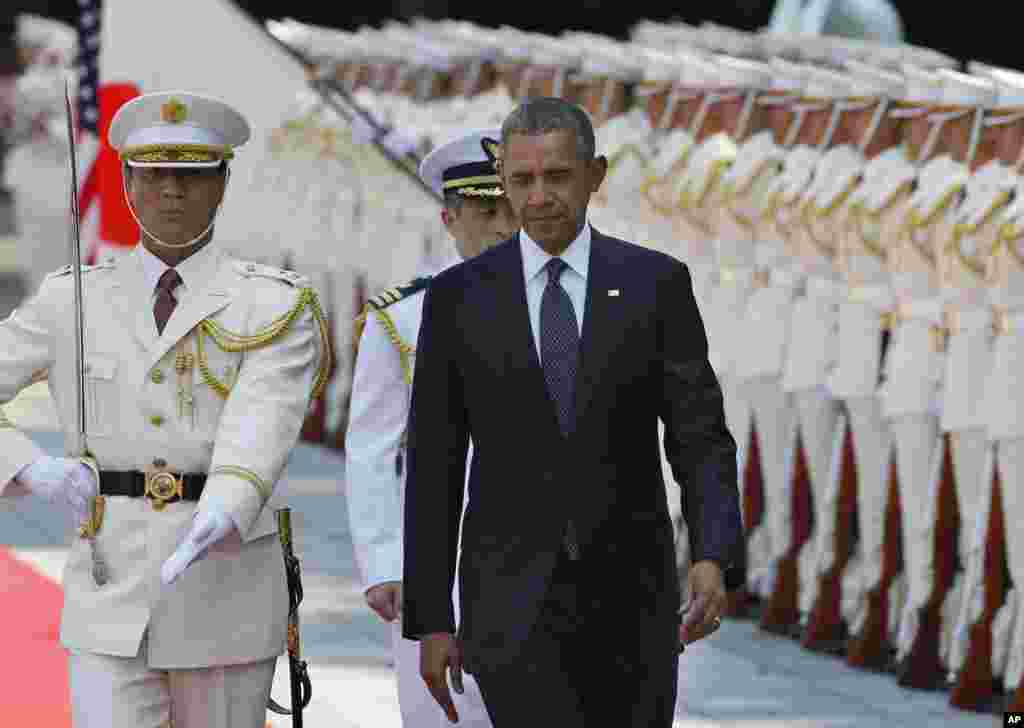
[0,547,71,725]
[96,82,141,249]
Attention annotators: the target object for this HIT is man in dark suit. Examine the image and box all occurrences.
[402,97,743,727]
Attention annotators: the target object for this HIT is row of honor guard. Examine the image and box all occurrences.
[558,32,1024,715]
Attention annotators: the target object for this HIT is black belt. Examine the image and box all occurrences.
[99,470,207,506]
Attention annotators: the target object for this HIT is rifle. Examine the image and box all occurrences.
[268,507,313,725]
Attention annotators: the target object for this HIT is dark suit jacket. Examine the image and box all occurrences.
[401,228,743,672]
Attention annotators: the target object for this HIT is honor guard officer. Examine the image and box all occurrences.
[0,91,331,727]
[344,129,515,727]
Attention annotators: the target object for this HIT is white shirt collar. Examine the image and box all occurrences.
[137,241,219,296]
[520,221,592,283]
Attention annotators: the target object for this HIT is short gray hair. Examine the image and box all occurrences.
[501,97,596,161]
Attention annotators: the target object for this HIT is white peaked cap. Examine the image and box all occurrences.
[802,65,855,99]
[679,52,720,87]
[637,47,684,83]
[712,55,773,89]
[418,128,504,198]
[937,69,997,107]
[845,59,906,98]
[766,57,809,97]
[900,64,945,105]
[109,91,250,168]
[901,45,959,70]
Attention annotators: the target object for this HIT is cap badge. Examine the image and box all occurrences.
[161,98,189,124]
[481,137,502,174]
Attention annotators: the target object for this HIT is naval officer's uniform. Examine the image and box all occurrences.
[344,130,501,728]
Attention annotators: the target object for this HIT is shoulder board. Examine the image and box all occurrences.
[366,275,433,311]
[233,261,309,287]
[909,157,968,221]
[859,153,916,212]
[45,261,114,280]
[814,147,863,210]
[725,132,781,193]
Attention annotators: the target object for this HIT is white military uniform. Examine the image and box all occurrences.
[883,95,972,661]
[701,57,776,572]
[754,68,829,617]
[0,201,329,727]
[821,62,907,645]
[729,68,803,600]
[946,73,1024,693]
[834,135,915,644]
[985,186,1024,695]
[0,91,331,728]
[785,68,867,619]
[345,130,498,728]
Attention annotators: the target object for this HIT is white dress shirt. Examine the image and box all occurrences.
[138,241,220,305]
[520,223,591,361]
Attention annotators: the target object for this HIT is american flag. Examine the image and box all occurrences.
[75,0,102,240]
[76,0,102,137]
[73,0,140,264]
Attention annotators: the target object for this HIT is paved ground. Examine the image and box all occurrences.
[0,384,1003,727]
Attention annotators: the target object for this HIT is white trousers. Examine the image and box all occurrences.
[743,375,797,597]
[68,632,276,728]
[843,396,896,634]
[793,388,842,616]
[890,414,941,658]
[999,439,1024,690]
[391,620,492,727]
[943,428,991,668]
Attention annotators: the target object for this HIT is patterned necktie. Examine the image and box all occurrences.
[540,257,581,560]
[154,269,182,335]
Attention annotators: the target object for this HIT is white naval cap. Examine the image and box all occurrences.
[901,44,959,70]
[844,59,906,98]
[635,47,684,83]
[937,69,997,108]
[801,65,855,100]
[889,64,945,117]
[760,57,807,104]
[108,91,251,168]
[711,55,773,89]
[986,75,1024,125]
[418,128,504,199]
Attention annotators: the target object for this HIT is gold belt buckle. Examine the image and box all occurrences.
[144,461,184,511]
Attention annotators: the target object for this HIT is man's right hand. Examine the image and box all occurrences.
[365,581,403,622]
[14,456,97,524]
[420,632,464,724]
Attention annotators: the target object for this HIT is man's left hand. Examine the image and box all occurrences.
[679,560,727,648]
[161,497,239,586]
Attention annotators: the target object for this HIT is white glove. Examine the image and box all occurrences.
[14,456,98,524]
[160,496,240,586]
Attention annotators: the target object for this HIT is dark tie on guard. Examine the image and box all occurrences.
[540,258,581,561]
[153,268,182,335]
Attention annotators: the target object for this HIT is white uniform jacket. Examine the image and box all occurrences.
[0,244,330,668]
[345,257,466,593]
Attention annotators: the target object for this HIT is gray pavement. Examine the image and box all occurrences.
[0,420,1003,727]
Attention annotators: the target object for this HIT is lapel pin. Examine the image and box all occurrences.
[608,289,620,297]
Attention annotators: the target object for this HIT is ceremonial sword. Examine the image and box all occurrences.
[64,80,108,586]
